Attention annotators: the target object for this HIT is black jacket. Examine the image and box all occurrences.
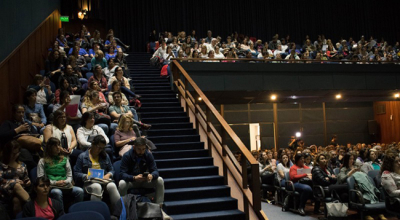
[23,198,64,220]
[311,165,336,187]
[0,120,38,146]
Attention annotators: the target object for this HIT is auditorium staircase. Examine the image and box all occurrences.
[126,52,246,220]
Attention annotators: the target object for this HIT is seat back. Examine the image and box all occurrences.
[367,170,380,180]
[30,167,37,184]
[58,211,104,220]
[69,201,110,220]
[113,160,122,185]
[347,176,356,204]
[333,168,340,176]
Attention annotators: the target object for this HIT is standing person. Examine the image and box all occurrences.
[37,138,83,208]
[22,177,64,220]
[118,137,170,220]
[74,135,120,206]
[289,153,313,216]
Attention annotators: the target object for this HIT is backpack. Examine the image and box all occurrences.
[160,65,168,77]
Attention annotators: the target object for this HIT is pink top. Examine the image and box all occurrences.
[35,198,54,220]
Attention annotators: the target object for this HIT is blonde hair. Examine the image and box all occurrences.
[83,90,99,108]
[95,50,104,59]
[117,114,133,131]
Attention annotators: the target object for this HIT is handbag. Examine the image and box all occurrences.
[84,178,114,197]
[298,177,313,186]
[94,112,111,127]
[16,134,42,152]
[136,202,162,220]
[87,129,99,143]
[29,113,42,124]
[326,200,348,218]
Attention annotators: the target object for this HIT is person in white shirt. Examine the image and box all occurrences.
[273,45,284,58]
[162,46,175,64]
[152,41,167,58]
[214,46,225,59]
[103,58,118,79]
[77,112,109,151]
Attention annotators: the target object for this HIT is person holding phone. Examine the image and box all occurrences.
[118,137,170,220]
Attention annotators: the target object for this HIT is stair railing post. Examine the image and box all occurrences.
[194,104,200,133]
[221,129,228,185]
[251,163,262,213]
[206,107,212,157]
[184,78,189,117]
[241,156,248,189]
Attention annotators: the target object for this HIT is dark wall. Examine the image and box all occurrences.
[0,0,60,63]
[80,0,400,52]
[219,102,373,151]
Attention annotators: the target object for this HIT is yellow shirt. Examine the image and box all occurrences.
[90,155,101,169]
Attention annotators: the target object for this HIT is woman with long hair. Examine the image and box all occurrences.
[87,81,107,104]
[288,153,313,216]
[108,66,137,99]
[103,58,118,80]
[22,177,64,219]
[0,141,31,217]
[277,153,291,187]
[114,114,138,157]
[91,50,107,70]
[108,80,129,105]
[259,150,277,187]
[337,153,359,184]
[37,138,83,208]
[74,135,120,205]
[43,110,83,167]
[88,64,108,93]
[361,149,381,173]
[81,90,111,134]
[54,78,73,104]
[45,50,63,87]
[381,149,400,211]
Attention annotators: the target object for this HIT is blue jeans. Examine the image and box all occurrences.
[110,123,118,136]
[131,107,139,121]
[97,123,109,134]
[50,186,84,207]
[121,86,136,98]
[293,182,313,209]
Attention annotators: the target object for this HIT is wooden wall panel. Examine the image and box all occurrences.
[374,101,400,143]
[0,10,61,122]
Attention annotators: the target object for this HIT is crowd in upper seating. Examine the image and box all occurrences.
[244,136,400,219]
[0,25,171,220]
[150,30,400,64]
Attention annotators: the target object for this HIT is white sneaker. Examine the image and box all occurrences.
[161,210,172,220]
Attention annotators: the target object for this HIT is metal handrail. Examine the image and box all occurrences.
[171,60,266,220]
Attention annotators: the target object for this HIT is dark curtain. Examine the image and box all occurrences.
[67,0,400,52]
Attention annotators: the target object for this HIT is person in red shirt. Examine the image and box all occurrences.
[23,177,64,219]
[289,153,313,216]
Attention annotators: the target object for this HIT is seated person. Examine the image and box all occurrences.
[108,67,138,100]
[105,46,117,61]
[0,105,41,167]
[23,89,47,133]
[118,137,170,219]
[361,149,381,173]
[109,91,139,122]
[259,150,276,188]
[76,112,109,151]
[289,153,313,216]
[0,141,31,217]
[54,78,74,104]
[88,64,108,93]
[108,81,129,105]
[114,49,127,69]
[45,50,64,87]
[86,81,107,103]
[27,74,54,115]
[311,153,348,213]
[43,110,83,168]
[381,149,400,211]
[337,153,360,184]
[88,43,101,58]
[114,114,140,157]
[91,50,107,70]
[37,138,83,207]
[63,65,85,96]
[277,153,291,187]
[74,135,120,205]
[53,90,82,132]
[23,177,64,220]
[82,90,115,135]
[103,58,118,79]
